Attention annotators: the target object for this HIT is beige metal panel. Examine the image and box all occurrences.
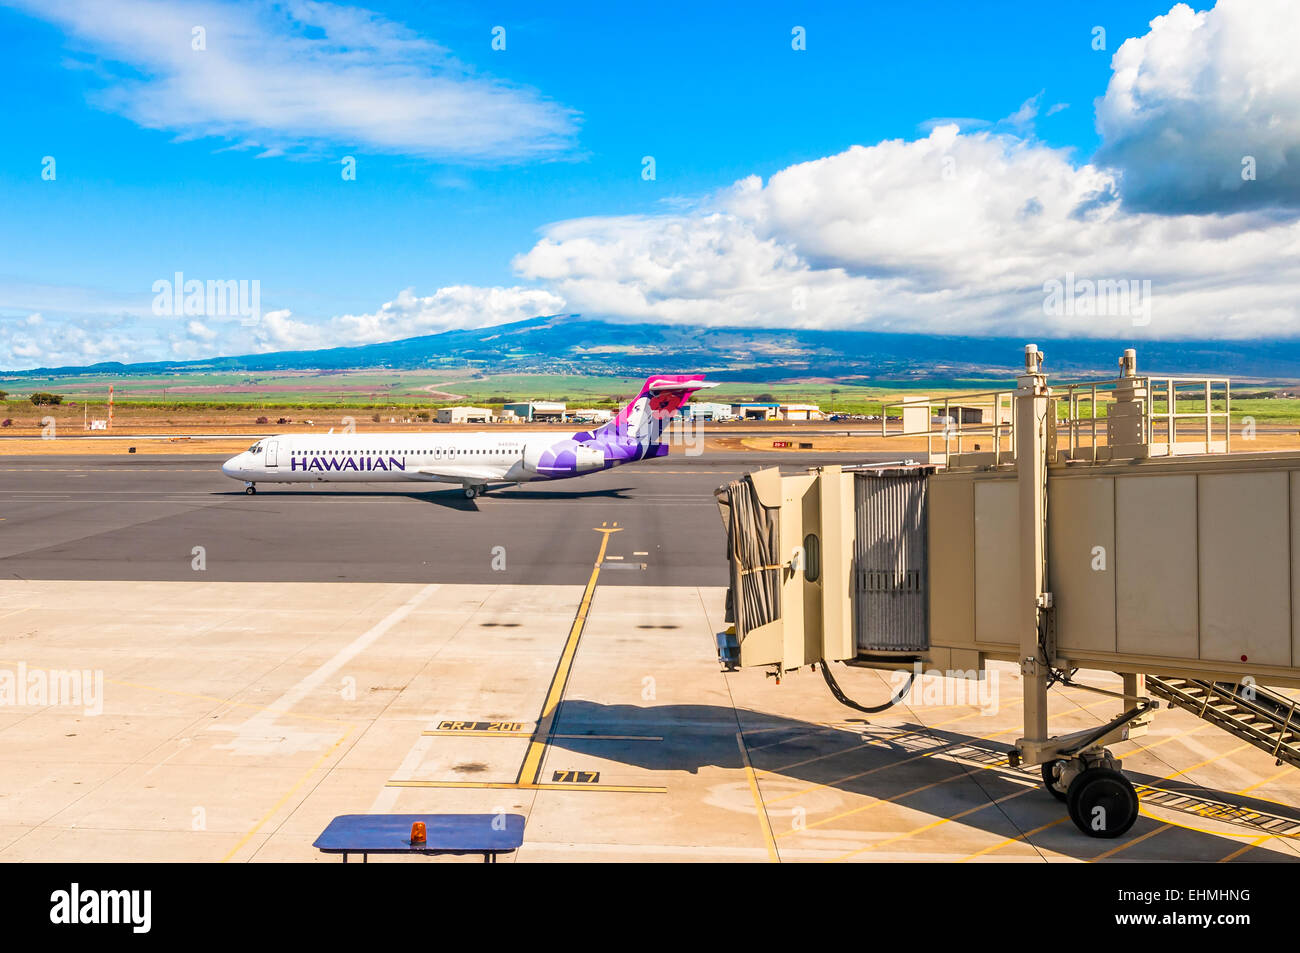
[927,475,976,648]
[817,467,856,663]
[1199,472,1291,667]
[1294,472,1300,668]
[1115,475,1198,658]
[1049,475,1117,654]
[974,479,1020,644]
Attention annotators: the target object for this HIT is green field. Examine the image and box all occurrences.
[3,367,1300,424]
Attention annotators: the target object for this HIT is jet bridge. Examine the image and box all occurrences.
[715,345,1300,838]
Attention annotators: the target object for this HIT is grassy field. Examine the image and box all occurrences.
[3,367,1300,426]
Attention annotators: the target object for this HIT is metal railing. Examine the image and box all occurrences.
[879,390,1016,466]
[1053,374,1231,461]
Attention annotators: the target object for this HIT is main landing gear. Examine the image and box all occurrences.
[244,482,257,495]
[463,484,482,499]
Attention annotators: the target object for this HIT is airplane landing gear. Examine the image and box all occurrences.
[463,485,480,499]
[244,483,257,495]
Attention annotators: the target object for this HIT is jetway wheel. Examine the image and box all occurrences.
[1066,767,1139,838]
[1041,760,1069,802]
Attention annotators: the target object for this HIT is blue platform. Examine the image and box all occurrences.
[313,813,525,863]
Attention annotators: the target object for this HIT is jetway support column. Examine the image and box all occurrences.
[1015,345,1052,762]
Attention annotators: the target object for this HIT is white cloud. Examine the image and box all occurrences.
[1095,0,1300,212]
[250,285,566,352]
[11,0,578,162]
[0,283,565,369]
[515,124,1300,339]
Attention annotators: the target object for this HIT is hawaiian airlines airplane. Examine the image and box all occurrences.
[221,374,716,498]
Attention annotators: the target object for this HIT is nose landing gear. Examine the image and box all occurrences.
[244,482,257,495]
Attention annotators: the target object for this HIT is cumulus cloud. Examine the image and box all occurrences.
[0,283,565,369]
[250,285,566,352]
[515,124,1300,339]
[1095,0,1300,212]
[10,0,578,162]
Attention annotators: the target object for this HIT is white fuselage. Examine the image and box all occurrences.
[222,432,538,485]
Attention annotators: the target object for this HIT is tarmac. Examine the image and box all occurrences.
[1,451,1299,862]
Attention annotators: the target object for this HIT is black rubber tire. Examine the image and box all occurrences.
[245,486,256,495]
[1041,760,1069,802]
[464,486,479,499]
[1066,767,1139,838]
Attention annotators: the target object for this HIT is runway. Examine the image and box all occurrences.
[0,450,903,586]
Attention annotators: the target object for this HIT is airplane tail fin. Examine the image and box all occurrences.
[593,374,717,447]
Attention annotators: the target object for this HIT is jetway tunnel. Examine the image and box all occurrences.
[715,345,1300,838]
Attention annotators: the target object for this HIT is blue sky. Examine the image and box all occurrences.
[2,0,1299,368]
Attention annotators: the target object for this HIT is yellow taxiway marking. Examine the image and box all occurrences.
[384,779,666,794]
[766,695,1109,806]
[954,722,1217,862]
[515,527,616,785]
[421,729,662,741]
[221,726,355,862]
[1093,742,1255,861]
[736,733,780,863]
[1219,835,1274,863]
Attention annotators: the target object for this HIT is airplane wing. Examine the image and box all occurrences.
[399,466,507,486]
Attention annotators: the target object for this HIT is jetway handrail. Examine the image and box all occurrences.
[880,389,1016,465]
[1052,374,1231,461]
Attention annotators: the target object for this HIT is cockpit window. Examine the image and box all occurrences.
[247,443,262,454]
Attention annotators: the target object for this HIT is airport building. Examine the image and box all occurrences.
[436,407,494,424]
[503,400,567,422]
[730,402,782,421]
[779,403,825,421]
[679,401,733,421]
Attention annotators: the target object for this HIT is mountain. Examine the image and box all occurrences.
[7,314,1300,382]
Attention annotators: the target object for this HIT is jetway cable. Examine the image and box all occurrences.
[819,660,915,715]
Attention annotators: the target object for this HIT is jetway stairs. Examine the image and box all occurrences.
[1147,676,1300,769]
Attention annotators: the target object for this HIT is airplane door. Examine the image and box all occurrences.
[266,440,280,467]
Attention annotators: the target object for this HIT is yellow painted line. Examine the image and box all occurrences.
[755,690,1038,777]
[384,779,665,794]
[1218,835,1273,863]
[1091,821,1173,861]
[765,696,1112,805]
[419,730,662,741]
[222,727,354,863]
[1096,742,1254,861]
[516,527,615,785]
[829,786,1035,862]
[958,817,1070,861]
[781,767,975,838]
[737,733,780,863]
[954,721,1217,862]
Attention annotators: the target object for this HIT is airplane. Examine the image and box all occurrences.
[221,374,717,498]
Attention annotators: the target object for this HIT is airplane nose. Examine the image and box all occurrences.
[222,457,239,478]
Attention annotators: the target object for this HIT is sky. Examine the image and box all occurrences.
[1,0,1299,369]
